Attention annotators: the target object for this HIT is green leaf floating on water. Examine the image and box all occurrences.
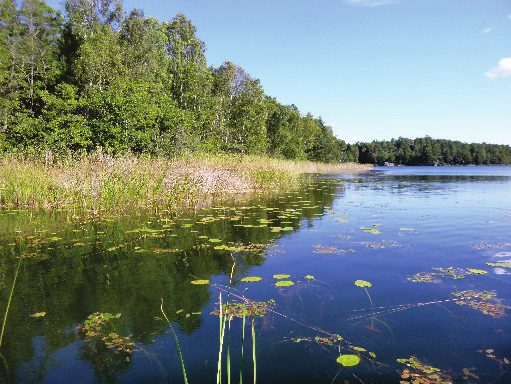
[241,276,262,282]
[191,279,209,285]
[273,274,291,279]
[487,262,511,268]
[467,268,488,274]
[336,354,360,366]
[275,280,294,287]
[304,275,314,279]
[355,280,372,287]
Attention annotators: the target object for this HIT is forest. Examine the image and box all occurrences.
[350,137,511,166]
[0,0,343,163]
[1,0,510,166]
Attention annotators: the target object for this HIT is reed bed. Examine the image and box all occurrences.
[0,151,370,212]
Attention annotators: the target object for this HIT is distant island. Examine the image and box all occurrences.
[345,137,511,166]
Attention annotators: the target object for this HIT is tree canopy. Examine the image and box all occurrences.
[0,0,344,162]
[353,137,511,166]
[1,0,509,165]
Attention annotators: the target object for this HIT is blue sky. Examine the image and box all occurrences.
[47,0,511,145]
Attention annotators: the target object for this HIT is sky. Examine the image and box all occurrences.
[46,0,511,145]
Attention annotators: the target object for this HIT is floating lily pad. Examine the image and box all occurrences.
[241,276,262,282]
[275,280,294,287]
[355,280,372,288]
[191,279,209,285]
[273,274,291,279]
[336,354,360,367]
[487,262,511,268]
[467,268,488,275]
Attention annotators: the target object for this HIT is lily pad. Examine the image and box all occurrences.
[241,276,263,282]
[273,274,291,279]
[336,354,360,367]
[467,268,488,275]
[275,280,294,287]
[487,262,511,268]
[355,280,372,288]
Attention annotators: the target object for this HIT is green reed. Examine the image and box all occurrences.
[0,151,369,212]
[160,299,188,384]
[0,255,22,348]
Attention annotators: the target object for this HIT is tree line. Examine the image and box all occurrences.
[350,137,511,165]
[0,0,344,162]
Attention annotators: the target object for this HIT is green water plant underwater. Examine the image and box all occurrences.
[77,312,134,353]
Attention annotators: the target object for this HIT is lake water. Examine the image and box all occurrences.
[1,166,511,383]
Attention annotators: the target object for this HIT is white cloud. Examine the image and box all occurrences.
[485,58,511,78]
[343,0,395,6]
[481,27,493,34]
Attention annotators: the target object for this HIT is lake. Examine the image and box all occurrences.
[1,166,511,383]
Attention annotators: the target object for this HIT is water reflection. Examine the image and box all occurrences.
[0,179,341,383]
[1,167,511,383]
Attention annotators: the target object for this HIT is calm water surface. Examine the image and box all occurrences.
[1,166,511,383]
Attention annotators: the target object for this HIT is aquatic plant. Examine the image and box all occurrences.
[409,267,492,283]
[397,356,454,383]
[0,152,368,212]
[275,281,294,287]
[160,301,188,384]
[313,244,355,254]
[77,312,134,353]
[355,280,375,329]
[336,354,360,367]
[487,262,511,268]
[452,290,509,317]
[0,255,22,348]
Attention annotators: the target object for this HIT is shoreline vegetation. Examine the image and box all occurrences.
[0,152,370,212]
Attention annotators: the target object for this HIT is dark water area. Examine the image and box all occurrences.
[1,166,511,383]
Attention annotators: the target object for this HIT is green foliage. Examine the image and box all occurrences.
[0,0,348,162]
[353,136,511,165]
[336,354,360,367]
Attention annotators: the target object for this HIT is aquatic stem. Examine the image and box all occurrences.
[252,315,256,384]
[0,256,22,348]
[364,287,375,329]
[217,291,227,384]
[354,280,375,330]
[160,299,188,384]
[239,304,246,384]
[227,317,232,384]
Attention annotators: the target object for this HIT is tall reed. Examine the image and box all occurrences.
[160,299,188,384]
[0,256,22,348]
[0,151,371,213]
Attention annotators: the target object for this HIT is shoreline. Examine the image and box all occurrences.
[0,153,371,213]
